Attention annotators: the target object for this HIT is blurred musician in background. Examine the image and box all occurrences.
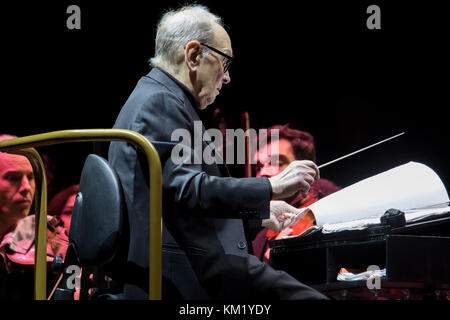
[0,134,36,245]
[252,124,341,263]
[47,184,79,235]
[0,134,68,299]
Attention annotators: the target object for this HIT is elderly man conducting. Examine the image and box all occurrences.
[108,5,327,300]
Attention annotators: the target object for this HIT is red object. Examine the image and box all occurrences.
[266,189,319,240]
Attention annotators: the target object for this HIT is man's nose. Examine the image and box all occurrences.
[222,70,230,84]
[19,176,32,195]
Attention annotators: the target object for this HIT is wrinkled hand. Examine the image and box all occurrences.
[268,160,319,200]
[261,201,306,232]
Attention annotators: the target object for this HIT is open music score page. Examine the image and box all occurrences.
[283,162,450,237]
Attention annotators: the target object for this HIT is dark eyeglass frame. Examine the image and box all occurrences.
[200,43,233,73]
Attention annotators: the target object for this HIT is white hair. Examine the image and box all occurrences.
[149,4,223,72]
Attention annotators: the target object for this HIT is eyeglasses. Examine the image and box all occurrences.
[200,43,233,73]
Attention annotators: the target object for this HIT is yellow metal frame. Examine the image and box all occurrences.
[0,129,162,300]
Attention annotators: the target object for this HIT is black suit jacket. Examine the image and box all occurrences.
[108,68,326,300]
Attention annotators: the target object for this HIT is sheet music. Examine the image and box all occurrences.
[308,162,449,227]
[318,206,450,234]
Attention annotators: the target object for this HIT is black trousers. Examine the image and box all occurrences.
[160,250,328,300]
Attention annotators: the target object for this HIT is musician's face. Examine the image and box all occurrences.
[0,152,35,225]
[254,139,297,177]
[60,193,77,230]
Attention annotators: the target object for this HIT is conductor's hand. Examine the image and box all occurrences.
[261,201,306,232]
[268,160,319,200]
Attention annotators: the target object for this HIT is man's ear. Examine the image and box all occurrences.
[185,41,202,71]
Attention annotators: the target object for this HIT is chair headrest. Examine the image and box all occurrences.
[69,154,124,266]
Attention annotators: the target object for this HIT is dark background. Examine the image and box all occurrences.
[1,1,449,198]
